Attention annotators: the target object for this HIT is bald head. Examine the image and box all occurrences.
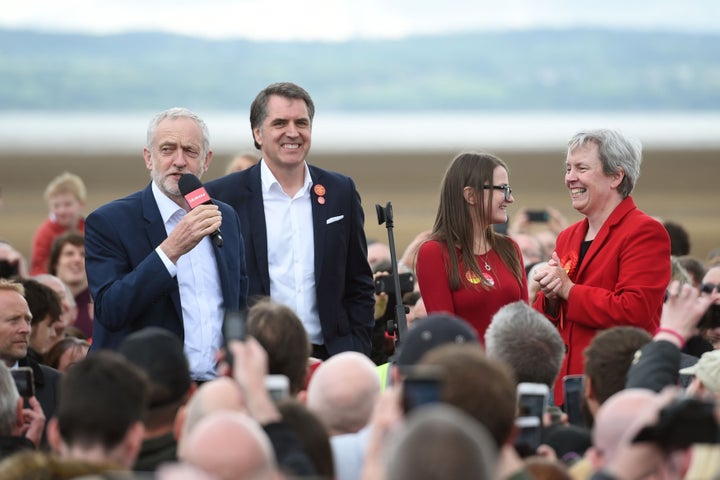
[513,233,544,266]
[591,389,657,469]
[33,273,77,327]
[177,377,246,456]
[306,351,381,435]
[367,242,391,270]
[182,411,278,480]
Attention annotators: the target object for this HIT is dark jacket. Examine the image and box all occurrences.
[0,435,35,460]
[625,340,681,392]
[85,182,249,351]
[134,432,176,472]
[207,163,374,356]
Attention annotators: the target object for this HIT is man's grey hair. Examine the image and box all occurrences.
[146,107,211,159]
[485,301,565,389]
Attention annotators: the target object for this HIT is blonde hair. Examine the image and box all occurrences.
[44,172,87,203]
[0,279,24,296]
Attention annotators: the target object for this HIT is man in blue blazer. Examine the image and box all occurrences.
[85,108,248,381]
[206,83,374,358]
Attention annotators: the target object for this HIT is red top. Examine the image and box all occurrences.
[416,239,528,342]
[533,197,671,404]
[30,217,85,275]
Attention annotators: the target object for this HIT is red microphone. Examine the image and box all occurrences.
[178,173,224,247]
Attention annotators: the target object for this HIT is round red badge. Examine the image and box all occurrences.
[314,184,326,196]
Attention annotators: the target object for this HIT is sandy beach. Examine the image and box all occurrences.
[2,148,719,263]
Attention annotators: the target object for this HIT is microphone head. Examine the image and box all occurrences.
[178,173,203,196]
[178,173,211,209]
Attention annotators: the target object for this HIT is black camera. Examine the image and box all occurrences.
[526,210,549,222]
[374,272,414,296]
[698,304,720,330]
[633,397,719,450]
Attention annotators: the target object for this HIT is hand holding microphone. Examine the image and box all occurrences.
[178,173,224,248]
[159,174,223,263]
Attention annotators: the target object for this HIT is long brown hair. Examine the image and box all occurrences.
[431,152,523,290]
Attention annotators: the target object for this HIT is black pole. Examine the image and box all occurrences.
[376,202,408,346]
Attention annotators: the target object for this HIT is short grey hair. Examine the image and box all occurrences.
[567,129,642,198]
[146,107,210,158]
[485,301,565,389]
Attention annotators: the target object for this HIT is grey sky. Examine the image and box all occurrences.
[2,0,718,41]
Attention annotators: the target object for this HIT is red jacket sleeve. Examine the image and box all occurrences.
[416,240,456,315]
[564,216,670,331]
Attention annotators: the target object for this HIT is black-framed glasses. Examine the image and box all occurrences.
[483,185,512,201]
[702,283,720,294]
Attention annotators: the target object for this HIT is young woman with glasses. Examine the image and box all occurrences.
[415,152,527,341]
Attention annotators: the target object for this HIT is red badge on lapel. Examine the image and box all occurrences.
[562,252,579,279]
[314,184,326,204]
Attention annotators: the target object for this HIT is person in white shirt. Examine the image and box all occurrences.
[207,83,374,359]
[85,107,248,381]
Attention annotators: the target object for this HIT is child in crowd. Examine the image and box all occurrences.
[30,172,86,275]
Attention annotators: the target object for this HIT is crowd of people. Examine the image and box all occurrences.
[1,81,720,479]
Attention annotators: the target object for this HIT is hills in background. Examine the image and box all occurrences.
[1,28,719,112]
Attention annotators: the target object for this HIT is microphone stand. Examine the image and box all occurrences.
[376,202,408,347]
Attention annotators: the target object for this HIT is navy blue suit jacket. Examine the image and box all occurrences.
[85,182,248,351]
[206,163,374,356]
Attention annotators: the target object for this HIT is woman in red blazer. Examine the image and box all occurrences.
[532,129,671,405]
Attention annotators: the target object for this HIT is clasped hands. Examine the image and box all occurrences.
[532,252,574,301]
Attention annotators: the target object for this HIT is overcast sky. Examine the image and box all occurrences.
[2,0,719,41]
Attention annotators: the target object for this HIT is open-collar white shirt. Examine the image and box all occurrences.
[152,181,224,381]
[260,160,322,345]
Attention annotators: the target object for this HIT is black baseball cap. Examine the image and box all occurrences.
[395,313,479,368]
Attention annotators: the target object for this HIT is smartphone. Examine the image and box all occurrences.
[402,366,443,413]
[11,367,34,398]
[223,309,247,367]
[265,374,290,403]
[517,382,549,422]
[526,210,549,222]
[514,416,542,457]
[374,272,415,295]
[223,309,247,342]
[563,374,584,427]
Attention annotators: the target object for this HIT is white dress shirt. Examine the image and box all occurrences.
[152,181,224,381]
[260,160,323,344]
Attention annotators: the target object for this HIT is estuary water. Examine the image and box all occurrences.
[1,110,719,154]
